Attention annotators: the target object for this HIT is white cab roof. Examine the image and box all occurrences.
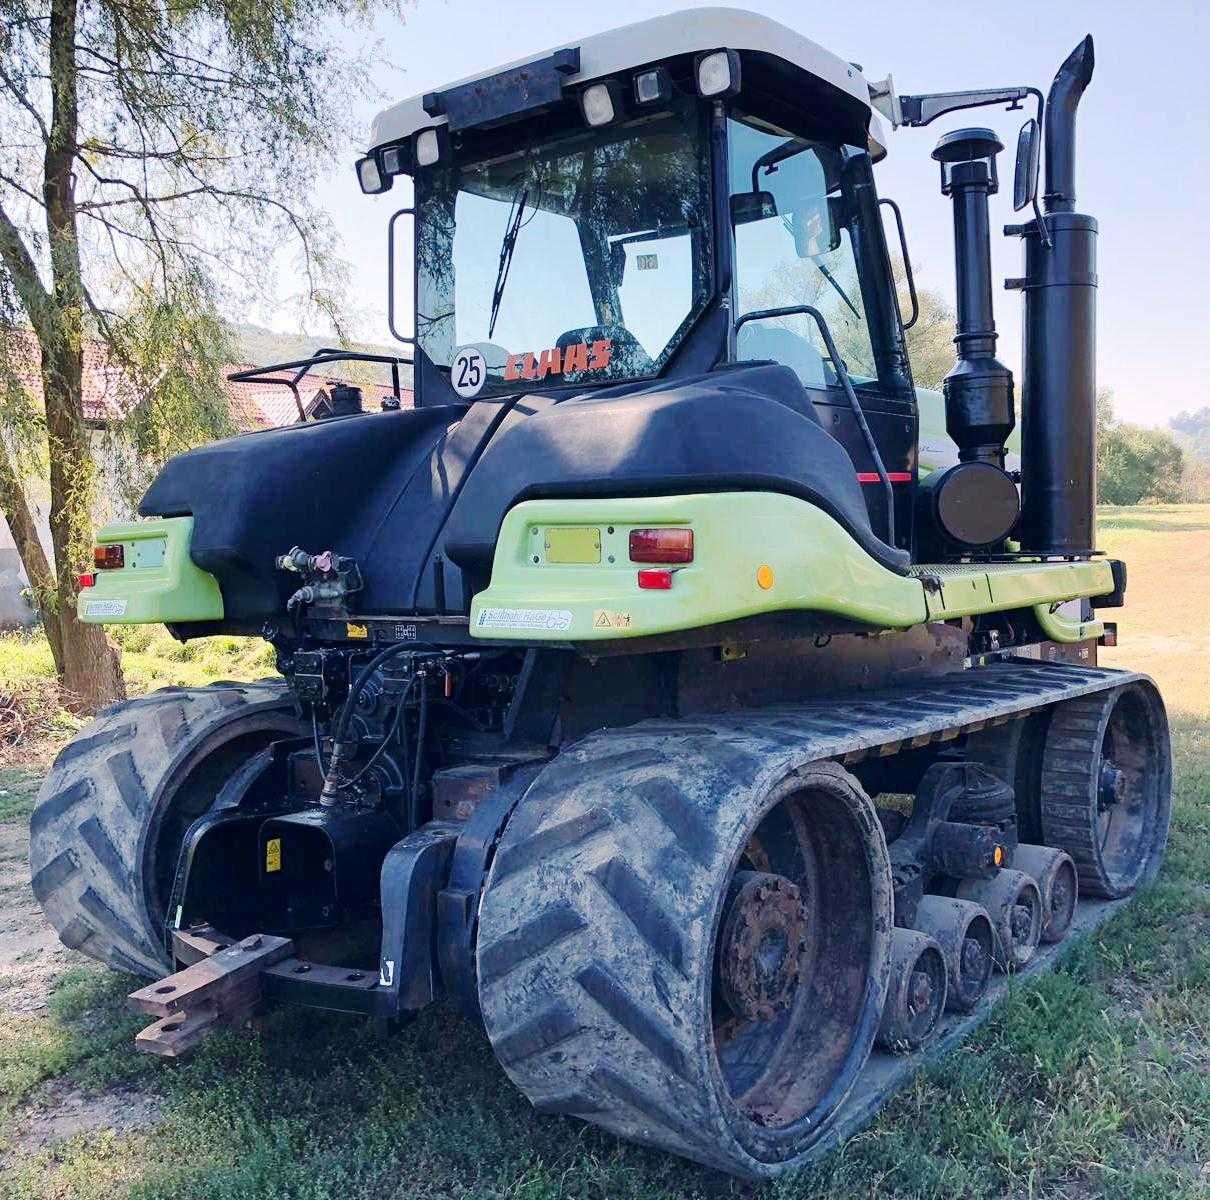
[369,7,886,156]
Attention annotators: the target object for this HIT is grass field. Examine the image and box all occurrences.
[0,507,1207,1199]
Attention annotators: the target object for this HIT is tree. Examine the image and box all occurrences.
[0,0,386,708]
[894,263,954,392]
[1097,390,1186,505]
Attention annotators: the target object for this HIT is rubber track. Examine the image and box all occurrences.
[476,661,1149,1178]
[29,680,299,977]
[1039,684,1170,899]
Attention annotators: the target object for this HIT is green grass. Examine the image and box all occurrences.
[1,510,1209,1197]
[0,768,41,824]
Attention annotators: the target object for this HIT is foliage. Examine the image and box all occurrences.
[896,260,954,391]
[0,0,397,706]
[1097,390,1186,505]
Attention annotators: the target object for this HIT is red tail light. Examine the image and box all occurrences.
[637,568,674,590]
[629,528,693,563]
[94,544,124,569]
[77,572,96,589]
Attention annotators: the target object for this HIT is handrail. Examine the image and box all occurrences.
[878,198,919,330]
[734,303,896,547]
[228,348,414,422]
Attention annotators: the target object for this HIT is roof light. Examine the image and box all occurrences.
[94,544,124,569]
[629,528,694,564]
[415,128,441,167]
[697,49,741,98]
[637,568,674,590]
[356,154,389,195]
[634,67,672,108]
[380,143,409,176]
[580,81,619,127]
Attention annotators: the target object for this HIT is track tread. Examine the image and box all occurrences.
[29,680,299,977]
[477,901,587,984]
[1039,684,1171,899]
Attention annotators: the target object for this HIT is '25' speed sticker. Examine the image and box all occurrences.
[451,346,487,398]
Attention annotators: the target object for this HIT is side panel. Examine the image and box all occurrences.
[78,517,223,624]
[469,492,929,642]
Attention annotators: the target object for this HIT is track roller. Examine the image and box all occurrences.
[1013,844,1078,943]
[957,869,1042,971]
[876,929,947,1053]
[913,895,994,1012]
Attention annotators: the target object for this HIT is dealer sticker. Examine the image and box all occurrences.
[476,607,573,632]
[84,598,127,618]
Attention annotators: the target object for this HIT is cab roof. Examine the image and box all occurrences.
[368,7,886,158]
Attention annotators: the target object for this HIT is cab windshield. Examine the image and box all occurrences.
[415,105,712,395]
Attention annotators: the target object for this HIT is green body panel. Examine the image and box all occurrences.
[1032,601,1106,644]
[469,493,930,642]
[471,493,1118,644]
[912,560,1115,621]
[77,517,224,624]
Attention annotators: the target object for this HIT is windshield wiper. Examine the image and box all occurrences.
[814,259,861,321]
[487,185,530,339]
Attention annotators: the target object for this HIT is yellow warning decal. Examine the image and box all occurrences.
[346,622,369,639]
[265,837,282,874]
[592,609,632,630]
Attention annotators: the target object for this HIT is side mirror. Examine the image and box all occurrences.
[388,205,416,344]
[1013,118,1041,213]
[730,190,778,225]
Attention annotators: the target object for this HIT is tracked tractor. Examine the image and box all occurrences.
[31,9,1171,1178]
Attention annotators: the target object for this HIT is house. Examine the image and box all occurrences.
[0,334,413,627]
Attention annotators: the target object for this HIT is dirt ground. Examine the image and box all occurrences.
[0,820,163,1163]
[0,822,76,1016]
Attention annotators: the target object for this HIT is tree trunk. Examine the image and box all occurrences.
[0,448,65,674]
[35,0,124,710]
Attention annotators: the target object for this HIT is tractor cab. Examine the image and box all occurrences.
[360,9,916,547]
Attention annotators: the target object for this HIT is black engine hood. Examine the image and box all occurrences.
[139,363,907,627]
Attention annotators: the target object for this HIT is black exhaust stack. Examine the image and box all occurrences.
[1013,37,1097,556]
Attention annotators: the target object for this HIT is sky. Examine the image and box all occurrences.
[288,0,1210,428]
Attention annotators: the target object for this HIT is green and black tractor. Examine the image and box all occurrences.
[31,8,1171,1178]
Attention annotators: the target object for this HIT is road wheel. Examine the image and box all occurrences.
[29,681,301,976]
[1040,682,1171,898]
[476,731,892,1179]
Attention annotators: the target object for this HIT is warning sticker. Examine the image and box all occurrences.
[476,607,573,632]
[265,836,282,874]
[84,597,127,618]
[593,609,632,631]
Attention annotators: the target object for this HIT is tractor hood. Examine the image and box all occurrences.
[139,363,907,628]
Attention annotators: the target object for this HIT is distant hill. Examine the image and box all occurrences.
[1170,407,1210,466]
[233,323,413,389]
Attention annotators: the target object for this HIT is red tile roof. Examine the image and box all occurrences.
[2,332,413,433]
